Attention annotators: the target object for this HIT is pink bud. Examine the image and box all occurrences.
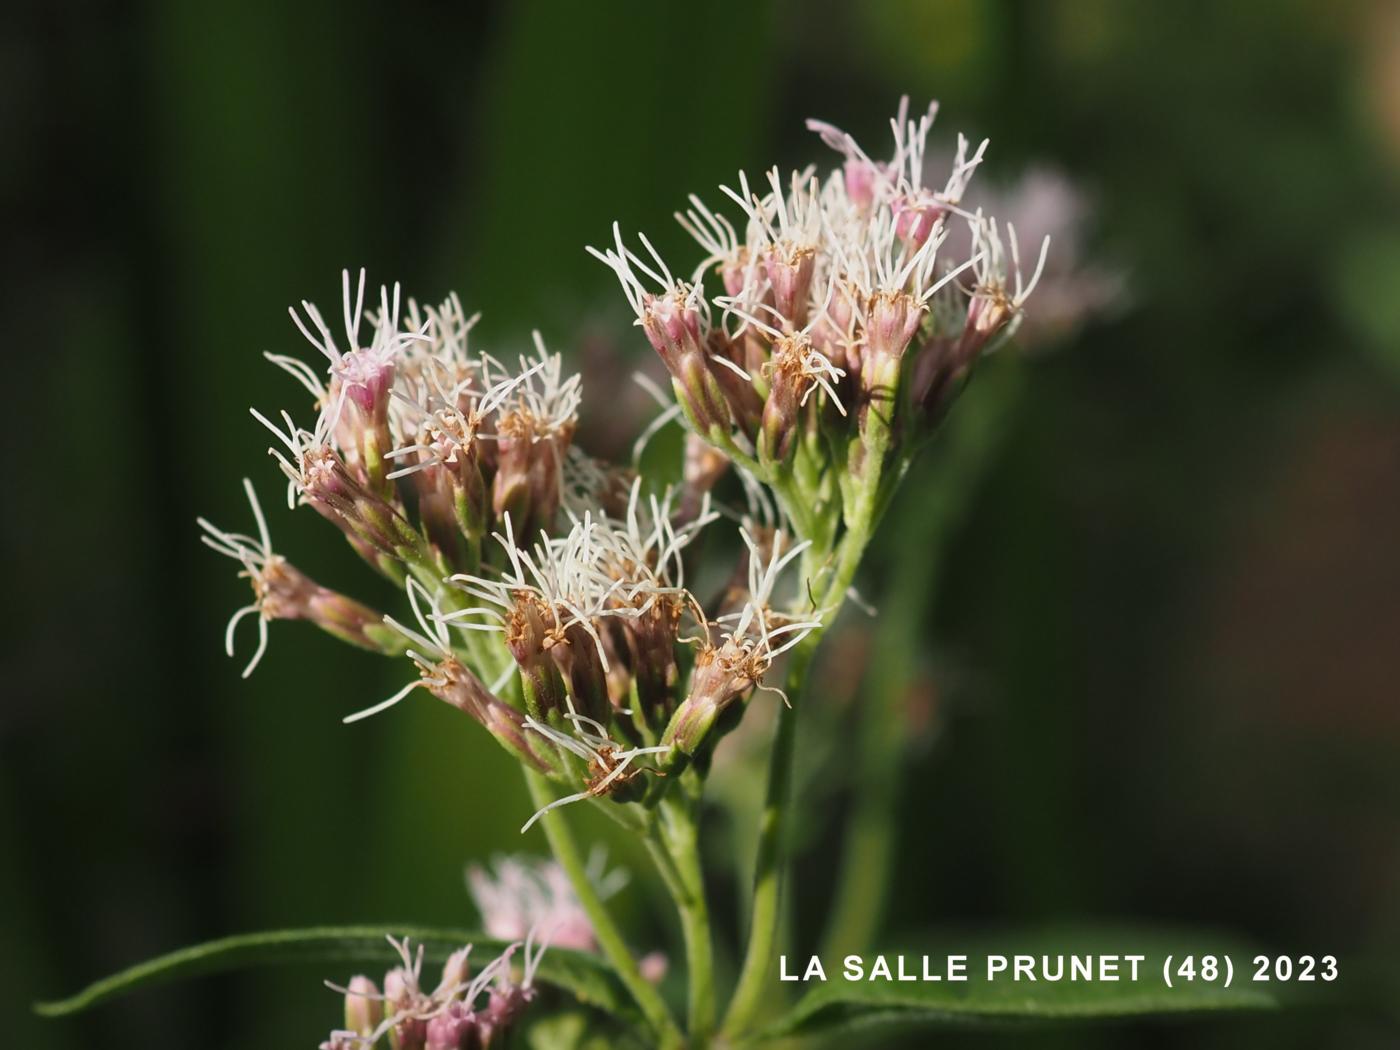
[865,292,923,366]
[893,194,945,249]
[763,245,816,329]
[485,984,535,1033]
[844,158,878,210]
[435,947,471,998]
[343,975,383,1036]
[639,952,669,984]
[424,1002,478,1050]
[640,291,706,372]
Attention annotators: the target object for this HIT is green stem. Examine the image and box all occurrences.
[523,769,683,1047]
[720,631,819,1039]
[819,566,923,959]
[723,428,883,1039]
[658,797,716,1042]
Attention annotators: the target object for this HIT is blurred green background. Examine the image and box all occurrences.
[6,0,1400,1046]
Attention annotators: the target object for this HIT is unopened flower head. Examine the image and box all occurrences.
[343,975,384,1037]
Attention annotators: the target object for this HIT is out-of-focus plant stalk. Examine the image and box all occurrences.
[822,360,1027,961]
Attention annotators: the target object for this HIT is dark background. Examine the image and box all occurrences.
[5,1,1400,1046]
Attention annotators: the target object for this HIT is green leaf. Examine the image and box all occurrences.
[34,926,632,1021]
[761,924,1299,1040]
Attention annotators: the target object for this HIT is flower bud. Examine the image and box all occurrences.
[847,156,882,208]
[435,947,471,998]
[424,1002,478,1050]
[301,446,430,571]
[639,952,669,984]
[504,596,568,718]
[383,968,428,1050]
[661,640,755,755]
[860,291,924,402]
[344,975,384,1036]
[763,244,816,329]
[550,621,612,727]
[485,983,535,1034]
[893,193,946,250]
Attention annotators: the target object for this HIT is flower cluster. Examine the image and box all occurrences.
[256,276,579,581]
[590,96,1048,484]
[320,933,545,1050]
[202,278,820,831]
[194,99,1048,1044]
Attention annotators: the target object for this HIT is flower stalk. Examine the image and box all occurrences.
[523,768,684,1047]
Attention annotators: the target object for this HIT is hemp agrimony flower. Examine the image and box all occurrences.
[467,853,623,951]
[321,932,547,1050]
[188,96,1049,1046]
